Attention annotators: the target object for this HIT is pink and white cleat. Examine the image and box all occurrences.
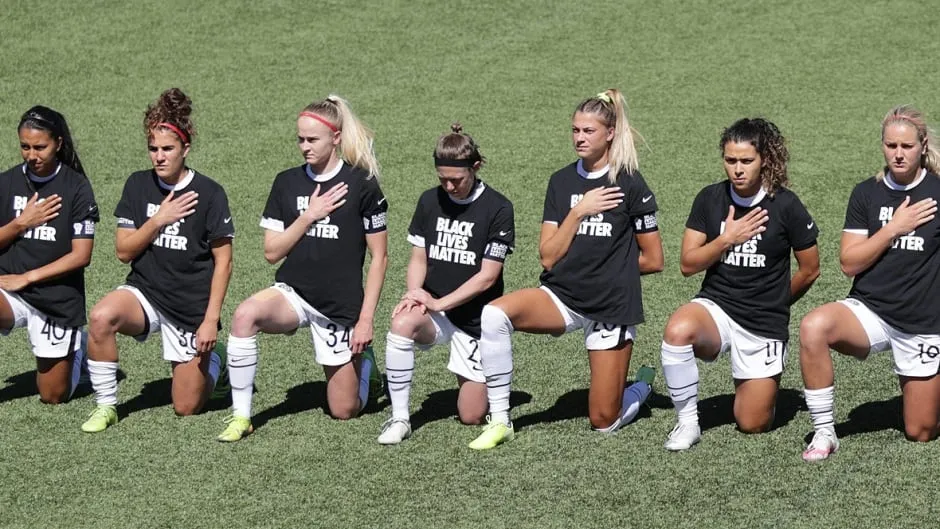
[802,428,839,462]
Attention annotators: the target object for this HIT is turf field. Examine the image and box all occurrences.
[1,0,939,527]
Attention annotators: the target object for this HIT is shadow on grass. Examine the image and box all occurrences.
[513,384,665,431]
[0,369,125,403]
[118,374,230,418]
[828,395,903,440]
[410,389,532,432]
[698,387,804,432]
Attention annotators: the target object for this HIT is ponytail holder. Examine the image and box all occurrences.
[158,122,189,143]
[299,111,339,132]
[595,92,612,103]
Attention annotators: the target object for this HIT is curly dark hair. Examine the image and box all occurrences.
[144,88,194,144]
[719,118,788,195]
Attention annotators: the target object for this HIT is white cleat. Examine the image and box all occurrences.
[802,428,839,462]
[378,417,412,445]
[664,422,701,451]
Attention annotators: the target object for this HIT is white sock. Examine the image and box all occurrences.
[480,305,514,425]
[227,334,258,418]
[357,345,376,413]
[594,381,653,434]
[68,332,88,399]
[88,359,118,406]
[804,386,835,432]
[385,333,415,421]
[662,341,699,426]
[207,350,222,388]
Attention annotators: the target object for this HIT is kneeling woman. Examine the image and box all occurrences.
[378,124,514,444]
[800,105,940,461]
[82,89,234,432]
[660,118,819,451]
[470,89,663,450]
[0,106,99,403]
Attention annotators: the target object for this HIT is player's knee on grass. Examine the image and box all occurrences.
[173,398,203,416]
[330,404,359,421]
[735,413,773,434]
[38,386,68,405]
[904,421,938,443]
[589,406,620,430]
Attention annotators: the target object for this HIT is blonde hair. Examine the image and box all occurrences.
[878,105,940,179]
[574,88,641,184]
[302,94,380,179]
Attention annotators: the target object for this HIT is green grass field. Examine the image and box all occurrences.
[1,0,939,527]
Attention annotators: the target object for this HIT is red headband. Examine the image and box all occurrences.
[157,122,189,143]
[299,111,338,132]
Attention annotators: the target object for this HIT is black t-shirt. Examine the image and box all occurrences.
[408,181,514,338]
[115,169,234,331]
[844,171,940,334]
[686,182,818,341]
[0,163,98,327]
[539,160,659,325]
[261,162,388,327]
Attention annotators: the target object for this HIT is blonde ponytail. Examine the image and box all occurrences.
[575,88,642,184]
[301,95,381,179]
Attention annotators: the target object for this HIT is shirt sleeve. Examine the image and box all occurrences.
[360,177,389,234]
[483,201,515,262]
[685,187,711,233]
[114,175,138,229]
[785,194,819,251]
[625,171,658,233]
[71,177,99,239]
[406,196,426,248]
[260,177,285,232]
[843,183,869,234]
[541,177,563,224]
[205,184,235,241]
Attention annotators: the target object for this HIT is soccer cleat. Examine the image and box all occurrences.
[217,414,254,442]
[802,428,839,462]
[664,422,701,451]
[362,345,384,399]
[468,417,514,450]
[210,348,231,400]
[377,417,412,445]
[635,365,656,386]
[81,405,118,433]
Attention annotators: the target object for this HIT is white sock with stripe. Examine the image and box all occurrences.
[227,334,258,418]
[662,341,699,426]
[480,305,514,426]
[385,333,415,421]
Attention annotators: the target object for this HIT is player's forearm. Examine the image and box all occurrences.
[789,267,819,305]
[436,267,500,312]
[264,217,312,264]
[839,230,895,277]
[680,236,732,276]
[0,218,26,250]
[358,250,387,323]
[116,219,163,263]
[405,253,427,292]
[539,213,584,270]
[24,247,92,286]
[203,252,232,324]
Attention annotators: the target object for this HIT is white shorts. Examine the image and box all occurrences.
[272,283,353,367]
[0,289,82,359]
[540,286,636,351]
[119,285,199,363]
[839,298,940,377]
[692,298,786,380]
[415,311,484,383]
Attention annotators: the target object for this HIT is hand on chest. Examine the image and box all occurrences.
[716,210,786,268]
[146,201,197,251]
[13,194,62,242]
[294,192,349,240]
[875,202,933,252]
[569,192,621,238]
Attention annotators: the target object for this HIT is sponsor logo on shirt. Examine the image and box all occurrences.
[429,217,477,265]
[570,194,612,237]
[13,196,57,241]
[879,206,925,251]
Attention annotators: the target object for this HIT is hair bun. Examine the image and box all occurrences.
[450,122,463,134]
[160,88,192,118]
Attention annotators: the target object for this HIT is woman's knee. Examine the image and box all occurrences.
[663,315,700,346]
[88,303,121,339]
[389,312,423,339]
[799,309,835,349]
[231,300,263,336]
[904,422,938,443]
[173,399,202,416]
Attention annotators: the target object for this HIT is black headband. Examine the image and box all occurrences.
[434,157,475,168]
